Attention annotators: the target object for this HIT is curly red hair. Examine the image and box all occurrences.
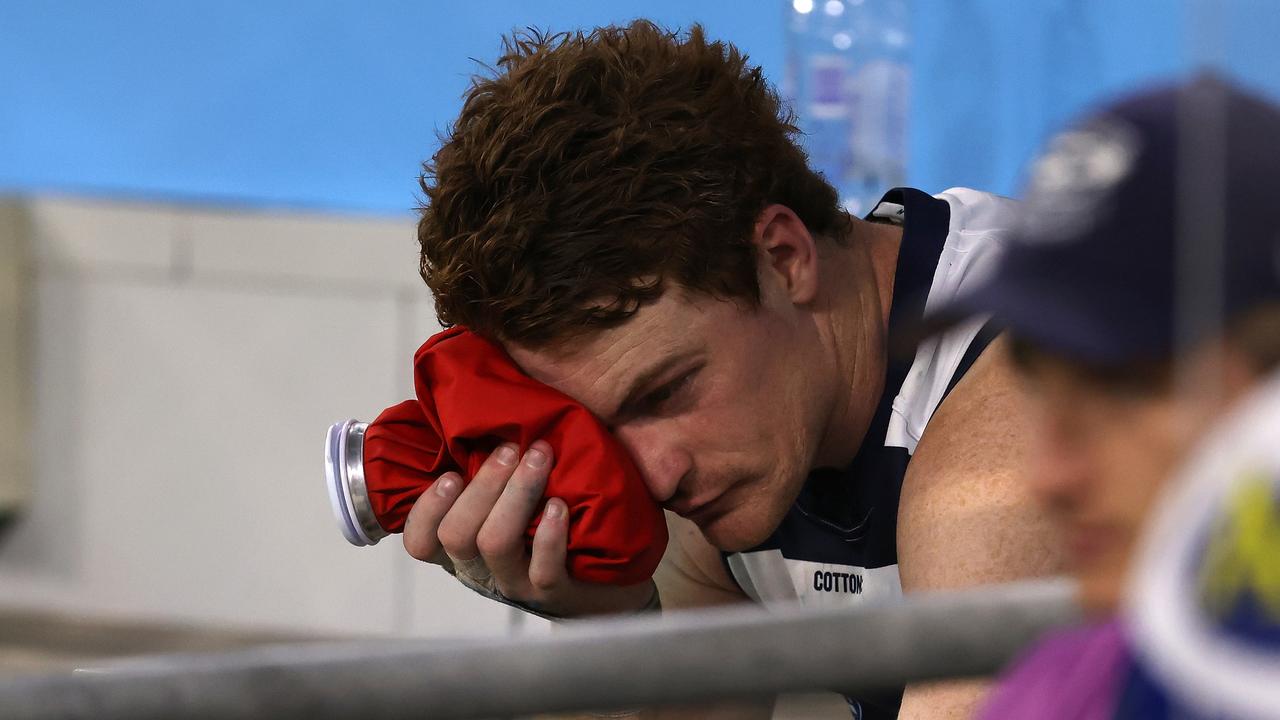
[417,20,848,346]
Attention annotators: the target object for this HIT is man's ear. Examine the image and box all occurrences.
[753,204,819,305]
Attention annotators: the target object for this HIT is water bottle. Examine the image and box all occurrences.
[785,0,910,216]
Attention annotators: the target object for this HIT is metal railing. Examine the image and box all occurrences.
[0,579,1079,720]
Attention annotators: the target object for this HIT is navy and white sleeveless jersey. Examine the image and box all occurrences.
[722,187,1017,719]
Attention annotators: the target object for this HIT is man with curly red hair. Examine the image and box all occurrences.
[401,21,1059,719]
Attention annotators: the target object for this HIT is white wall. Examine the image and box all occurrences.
[0,195,527,639]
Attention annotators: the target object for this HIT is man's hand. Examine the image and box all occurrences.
[401,439,657,618]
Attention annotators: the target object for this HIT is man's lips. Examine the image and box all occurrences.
[670,495,726,525]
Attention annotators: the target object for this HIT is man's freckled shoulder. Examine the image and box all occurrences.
[899,336,1062,590]
[907,336,1031,505]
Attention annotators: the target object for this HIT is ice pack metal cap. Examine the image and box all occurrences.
[325,419,388,547]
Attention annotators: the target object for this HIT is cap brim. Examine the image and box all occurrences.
[913,274,1155,366]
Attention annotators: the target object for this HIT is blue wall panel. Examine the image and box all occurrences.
[1,2,1276,214]
[910,0,1190,197]
[0,2,783,214]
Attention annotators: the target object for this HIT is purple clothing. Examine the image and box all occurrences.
[979,619,1130,720]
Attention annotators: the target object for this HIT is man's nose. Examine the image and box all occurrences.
[613,422,692,504]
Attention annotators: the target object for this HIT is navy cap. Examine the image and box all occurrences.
[939,74,1280,364]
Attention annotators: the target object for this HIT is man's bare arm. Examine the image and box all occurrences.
[548,512,775,720]
[653,511,751,608]
[895,335,1064,720]
[644,513,775,718]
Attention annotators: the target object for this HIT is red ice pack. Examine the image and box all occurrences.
[335,326,667,586]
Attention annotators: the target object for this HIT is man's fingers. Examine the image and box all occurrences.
[528,497,570,592]
[478,441,553,583]
[436,443,520,560]
[402,471,462,564]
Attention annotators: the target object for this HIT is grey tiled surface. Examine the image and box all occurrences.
[0,609,332,676]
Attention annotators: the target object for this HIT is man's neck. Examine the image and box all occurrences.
[862,218,904,331]
[811,217,904,469]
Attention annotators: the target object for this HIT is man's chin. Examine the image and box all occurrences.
[696,514,774,553]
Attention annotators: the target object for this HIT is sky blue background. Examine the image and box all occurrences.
[3,1,1279,216]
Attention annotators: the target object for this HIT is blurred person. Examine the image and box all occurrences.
[1124,364,1280,718]
[400,20,1061,720]
[924,75,1280,718]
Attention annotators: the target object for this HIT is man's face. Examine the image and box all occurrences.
[508,288,836,552]
[1014,347,1223,613]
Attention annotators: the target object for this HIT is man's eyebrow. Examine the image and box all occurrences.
[610,349,699,421]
